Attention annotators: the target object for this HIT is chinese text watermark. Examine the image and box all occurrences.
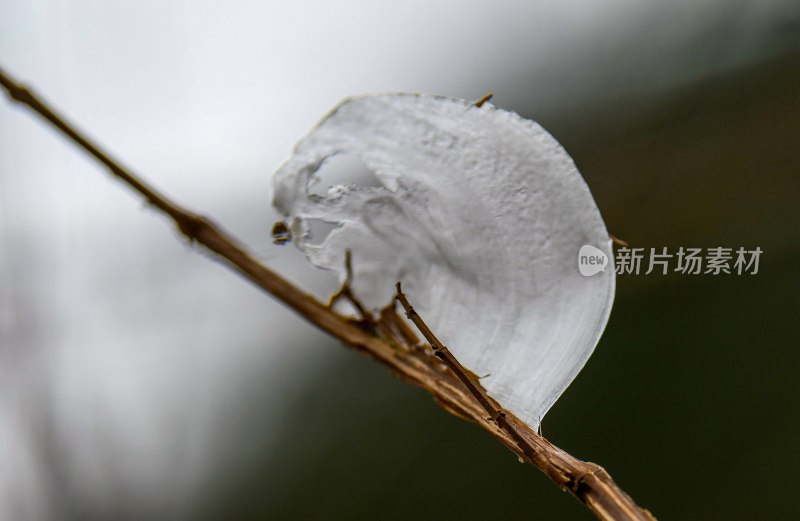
[579,246,762,276]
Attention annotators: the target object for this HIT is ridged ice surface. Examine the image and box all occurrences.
[272,94,615,429]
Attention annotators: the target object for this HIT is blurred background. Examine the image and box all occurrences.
[1,0,799,519]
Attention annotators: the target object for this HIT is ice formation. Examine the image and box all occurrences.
[272,94,615,429]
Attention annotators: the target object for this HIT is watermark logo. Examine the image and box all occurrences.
[578,245,763,276]
[578,245,609,277]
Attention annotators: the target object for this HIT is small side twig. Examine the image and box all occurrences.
[327,249,373,324]
[0,66,655,521]
[395,282,503,422]
[379,301,420,348]
[473,92,494,107]
[611,234,629,248]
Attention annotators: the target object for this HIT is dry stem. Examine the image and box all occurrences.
[0,66,655,521]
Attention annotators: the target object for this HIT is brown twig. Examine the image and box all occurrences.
[0,66,655,521]
[611,234,630,248]
[327,249,373,324]
[395,282,502,420]
[473,92,494,107]
[379,301,420,348]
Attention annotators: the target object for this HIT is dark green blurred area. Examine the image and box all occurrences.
[204,56,800,520]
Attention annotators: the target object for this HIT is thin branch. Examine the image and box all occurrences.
[327,249,373,324]
[473,92,494,107]
[395,282,502,420]
[0,66,655,521]
[611,234,629,248]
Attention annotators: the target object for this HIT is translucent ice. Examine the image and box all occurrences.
[272,94,615,429]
